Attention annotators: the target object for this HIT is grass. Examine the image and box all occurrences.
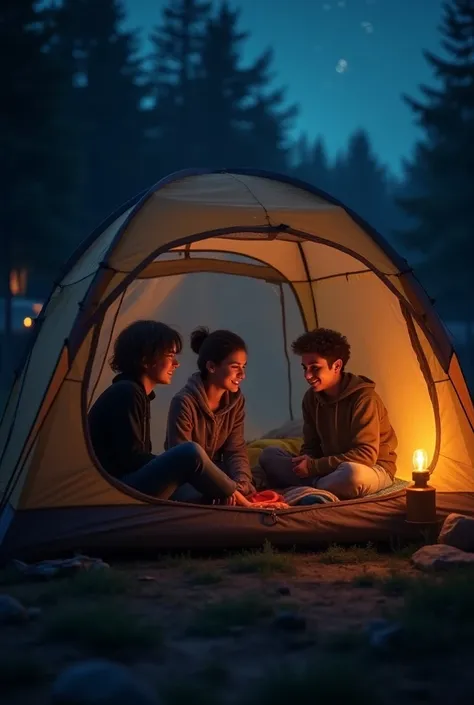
[379,571,414,596]
[352,570,378,588]
[227,540,295,576]
[187,592,274,637]
[246,656,382,705]
[395,569,474,655]
[162,662,230,705]
[185,569,223,586]
[0,653,48,691]
[8,568,134,607]
[42,601,161,655]
[317,542,380,565]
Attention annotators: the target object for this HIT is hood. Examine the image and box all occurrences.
[182,372,242,418]
[112,373,155,400]
[313,372,375,406]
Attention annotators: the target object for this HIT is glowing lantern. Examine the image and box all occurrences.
[23,317,33,328]
[406,448,437,524]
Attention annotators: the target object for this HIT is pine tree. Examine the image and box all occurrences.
[293,135,332,192]
[51,0,148,233]
[0,0,73,367]
[146,0,295,173]
[331,130,393,236]
[146,0,211,174]
[195,1,296,169]
[398,0,474,320]
[0,1,72,275]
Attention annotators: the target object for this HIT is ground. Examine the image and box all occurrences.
[1,541,473,704]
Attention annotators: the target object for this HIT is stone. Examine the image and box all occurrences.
[438,513,474,552]
[276,585,291,596]
[273,611,307,632]
[365,618,402,650]
[0,594,28,624]
[50,660,158,705]
[411,543,474,571]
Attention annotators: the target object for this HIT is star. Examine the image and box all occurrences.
[336,59,348,73]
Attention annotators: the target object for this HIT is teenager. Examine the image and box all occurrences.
[259,328,398,500]
[165,326,256,497]
[88,320,255,506]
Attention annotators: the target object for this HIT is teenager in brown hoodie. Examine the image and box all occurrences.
[165,327,256,498]
[259,328,398,500]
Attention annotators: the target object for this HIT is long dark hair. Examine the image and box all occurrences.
[190,326,247,379]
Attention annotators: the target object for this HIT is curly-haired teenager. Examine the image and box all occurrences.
[259,328,398,499]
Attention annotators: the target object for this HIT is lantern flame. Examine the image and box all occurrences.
[412,448,428,473]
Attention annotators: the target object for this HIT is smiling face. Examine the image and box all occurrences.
[143,346,180,387]
[206,349,247,393]
[301,352,342,394]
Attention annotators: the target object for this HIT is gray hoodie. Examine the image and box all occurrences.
[165,372,256,495]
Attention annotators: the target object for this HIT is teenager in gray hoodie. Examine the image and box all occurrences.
[165,327,256,497]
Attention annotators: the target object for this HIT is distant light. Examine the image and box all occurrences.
[336,59,348,73]
[32,303,43,315]
[23,317,33,328]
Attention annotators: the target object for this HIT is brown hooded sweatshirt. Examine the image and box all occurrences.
[301,373,398,478]
[165,372,256,495]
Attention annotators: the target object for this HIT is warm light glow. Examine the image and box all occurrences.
[23,317,33,328]
[412,448,428,472]
[32,303,43,315]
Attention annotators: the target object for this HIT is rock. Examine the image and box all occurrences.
[50,660,158,705]
[438,513,474,552]
[0,595,28,624]
[365,618,402,650]
[273,611,306,632]
[411,544,474,571]
[276,585,291,596]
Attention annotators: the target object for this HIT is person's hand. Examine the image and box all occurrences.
[291,455,311,478]
[224,493,238,506]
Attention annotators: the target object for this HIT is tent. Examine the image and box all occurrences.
[1,168,473,560]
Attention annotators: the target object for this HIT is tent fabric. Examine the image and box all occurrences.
[0,168,473,560]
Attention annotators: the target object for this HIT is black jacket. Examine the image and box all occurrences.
[88,375,155,479]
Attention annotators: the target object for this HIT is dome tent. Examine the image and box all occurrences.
[0,168,473,560]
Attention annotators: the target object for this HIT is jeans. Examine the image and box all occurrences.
[259,446,393,500]
[121,442,237,501]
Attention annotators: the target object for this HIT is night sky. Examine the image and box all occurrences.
[124,0,445,176]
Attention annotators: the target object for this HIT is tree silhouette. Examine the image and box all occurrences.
[398,0,474,321]
[51,0,148,235]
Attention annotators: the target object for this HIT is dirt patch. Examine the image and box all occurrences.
[0,544,472,704]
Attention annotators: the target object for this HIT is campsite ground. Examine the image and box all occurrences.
[0,542,472,704]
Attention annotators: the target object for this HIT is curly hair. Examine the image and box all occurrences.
[291,328,351,370]
[109,320,182,377]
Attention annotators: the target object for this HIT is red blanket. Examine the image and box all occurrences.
[247,490,286,505]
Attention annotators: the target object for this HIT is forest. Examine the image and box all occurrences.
[2,0,473,354]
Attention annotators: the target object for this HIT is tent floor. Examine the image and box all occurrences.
[1,490,472,562]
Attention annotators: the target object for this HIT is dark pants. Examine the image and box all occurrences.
[121,442,236,501]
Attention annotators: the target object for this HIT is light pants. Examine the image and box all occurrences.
[259,446,393,500]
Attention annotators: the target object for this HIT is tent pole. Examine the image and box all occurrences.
[278,284,294,421]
